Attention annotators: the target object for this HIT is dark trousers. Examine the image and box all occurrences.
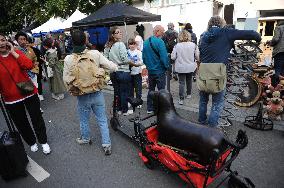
[147,73,166,111]
[37,63,43,95]
[178,73,193,99]
[274,52,284,77]
[110,72,118,99]
[110,71,132,113]
[5,95,47,145]
[130,74,142,99]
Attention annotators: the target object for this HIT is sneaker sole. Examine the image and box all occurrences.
[105,151,112,156]
[76,140,92,145]
[43,151,51,155]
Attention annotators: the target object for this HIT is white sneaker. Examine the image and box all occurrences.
[51,93,64,100]
[128,102,131,108]
[123,112,129,116]
[137,105,142,109]
[42,143,51,155]
[147,110,153,114]
[51,93,60,100]
[58,94,64,100]
[186,95,192,99]
[40,108,44,113]
[38,95,44,101]
[31,143,38,152]
[107,80,112,85]
[127,110,133,114]
[178,99,184,105]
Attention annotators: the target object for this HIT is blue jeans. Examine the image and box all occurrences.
[198,90,225,127]
[130,74,142,99]
[274,52,284,77]
[77,91,111,145]
[147,73,166,111]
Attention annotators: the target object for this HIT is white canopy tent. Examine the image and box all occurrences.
[32,16,66,33]
[61,10,87,29]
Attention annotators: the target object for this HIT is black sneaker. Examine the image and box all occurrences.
[103,145,112,156]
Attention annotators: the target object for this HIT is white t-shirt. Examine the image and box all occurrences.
[135,35,143,51]
[171,42,199,73]
[127,49,143,75]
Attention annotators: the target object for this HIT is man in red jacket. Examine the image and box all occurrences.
[0,33,51,155]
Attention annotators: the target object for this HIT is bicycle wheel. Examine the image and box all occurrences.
[234,76,262,107]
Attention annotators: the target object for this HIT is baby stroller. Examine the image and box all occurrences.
[111,90,254,188]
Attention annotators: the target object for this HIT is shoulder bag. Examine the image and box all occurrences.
[149,37,160,58]
[0,62,34,96]
[197,63,227,94]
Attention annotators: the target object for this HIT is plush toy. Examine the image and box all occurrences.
[262,74,284,104]
[264,90,284,120]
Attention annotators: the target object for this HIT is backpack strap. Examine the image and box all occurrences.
[149,37,160,59]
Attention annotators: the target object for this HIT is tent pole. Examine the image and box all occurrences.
[124,21,128,43]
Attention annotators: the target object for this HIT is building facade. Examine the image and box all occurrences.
[133,0,284,41]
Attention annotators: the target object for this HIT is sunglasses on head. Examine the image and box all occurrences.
[114,31,121,34]
[129,42,136,45]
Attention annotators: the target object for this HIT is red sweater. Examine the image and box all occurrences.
[0,50,38,103]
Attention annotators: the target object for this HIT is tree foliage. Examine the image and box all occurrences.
[0,0,153,34]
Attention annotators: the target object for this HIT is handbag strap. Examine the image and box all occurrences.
[0,96,16,132]
[149,37,160,59]
[0,62,18,132]
[0,61,17,86]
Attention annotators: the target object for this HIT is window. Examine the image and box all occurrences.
[169,0,190,5]
[151,0,161,7]
[264,21,275,36]
[259,21,264,36]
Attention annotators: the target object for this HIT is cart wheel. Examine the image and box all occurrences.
[228,176,253,188]
[110,117,119,131]
[144,158,155,170]
[228,177,241,188]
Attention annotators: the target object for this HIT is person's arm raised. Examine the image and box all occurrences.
[228,29,261,43]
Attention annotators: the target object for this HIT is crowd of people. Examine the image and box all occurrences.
[3,15,280,157]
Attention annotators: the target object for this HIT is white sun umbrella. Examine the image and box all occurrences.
[61,10,87,29]
[32,16,66,34]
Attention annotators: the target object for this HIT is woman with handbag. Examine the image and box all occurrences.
[0,33,51,154]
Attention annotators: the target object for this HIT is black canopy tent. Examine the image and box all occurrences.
[72,3,161,28]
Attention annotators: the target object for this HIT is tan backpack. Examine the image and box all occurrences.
[66,51,106,96]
